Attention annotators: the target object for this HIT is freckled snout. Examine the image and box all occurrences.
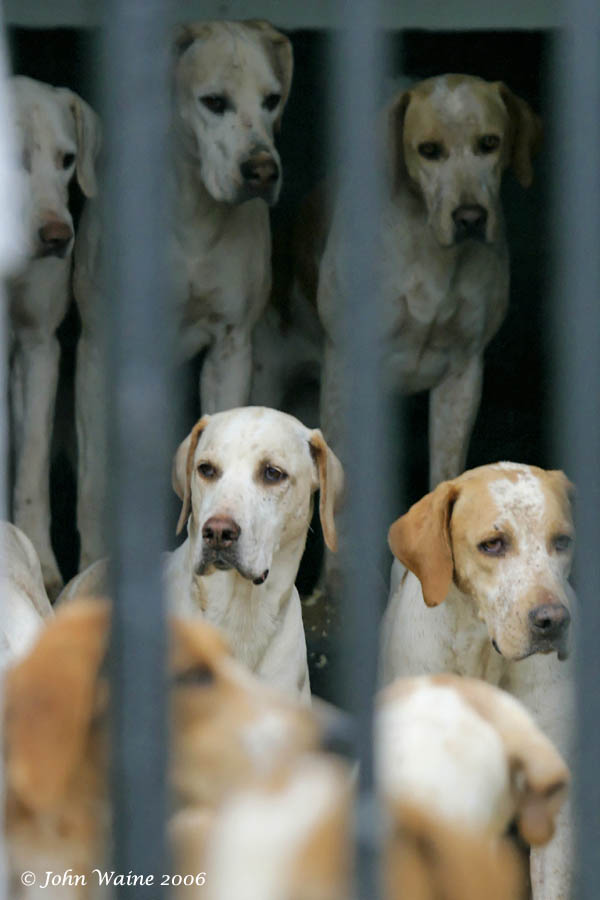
[38,219,73,258]
[202,515,241,549]
[529,601,571,649]
[239,151,279,199]
[452,204,488,242]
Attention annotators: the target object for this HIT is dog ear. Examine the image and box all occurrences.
[309,431,344,552]
[4,600,110,812]
[173,416,211,536]
[173,23,213,56]
[244,20,294,130]
[443,675,570,846]
[66,91,102,198]
[496,83,542,189]
[386,89,412,193]
[388,481,459,607]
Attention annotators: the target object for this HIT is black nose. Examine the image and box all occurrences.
[38,220,73,254]
[529,603,571,641]
[240,152,279,188]
[202,515,241,548]
[452,204,488,241]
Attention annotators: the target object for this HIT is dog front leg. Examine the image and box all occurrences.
[200,326,252,414]
[11,330,62,597]
[428,354,483,488]
[75,326,108,570]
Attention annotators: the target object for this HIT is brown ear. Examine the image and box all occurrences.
[388,481,459,607]
[173,22,213,56]
[386,89,411,193]
[244,20,293,130]
[497,83,542,188]
[4,600,110,812]
[445,676,570,846]
[173,416,210,536]
[66,90,102,198]
[546,469,576,505]
[309,430,344,552]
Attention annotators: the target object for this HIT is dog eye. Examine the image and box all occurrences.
[198,462,219,480]
[174,665,215,687]
[478,536,507,556]
[262,464,288,484]
[477,134,500,154]
[418,141,444,161]
[62,152,76,169]
[553,534,573,553]
[263,93,281,112]
[200,94,228,115]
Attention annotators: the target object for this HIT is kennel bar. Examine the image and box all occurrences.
[102,1,173,897]
[551,3,600,896]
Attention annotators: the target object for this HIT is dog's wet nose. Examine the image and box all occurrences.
[452,204,488,240]
[38,220,73,255]
[240,152,279,189]
[529,603,571,640]
[202,515,241,548]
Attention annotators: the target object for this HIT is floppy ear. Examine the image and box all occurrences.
[546,469,576,505]
[386,89,411,193]
[244,20,294,130]
[4,600,110,812]
[309,430,344,552]
[388,481,459,607]
[496,83,542,188]
[67,91,102,198]
[445,676,570,846]
[173,416,210,536]
[172,22,213,56]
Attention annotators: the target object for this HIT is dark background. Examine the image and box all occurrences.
[7,27,553,699]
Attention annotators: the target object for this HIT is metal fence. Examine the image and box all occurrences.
[1,0,599,898]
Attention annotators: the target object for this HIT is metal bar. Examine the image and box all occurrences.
[333,5,389,898]
[101,2,174,897]
[550,10,600,899]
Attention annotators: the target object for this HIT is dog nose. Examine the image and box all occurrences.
[529,603,571,640]
[38,220,73,253]
[240,152,279,188]
[452,204,488,240]
[202,515,241,548]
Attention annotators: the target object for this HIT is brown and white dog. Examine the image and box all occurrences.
[381,462,575,899]
[4,599,319,900]
[317,75,541,488]
[8,76,100,596]
[59,407,344,703]
[73,21,293,570]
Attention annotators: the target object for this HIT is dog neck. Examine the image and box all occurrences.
[433,583,506,683]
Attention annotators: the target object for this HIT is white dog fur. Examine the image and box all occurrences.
[59,407,343,703]
[317,75,541,488]
[0,520,53,668]
[74,20,293,569]
[8,75,100,596]
[381,462,575,899]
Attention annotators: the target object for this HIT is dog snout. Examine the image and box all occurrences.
[38,220,73,256]
[529,602,571,642]
[240,152,279,190]
[202,515,241,549]
[452,204,488,242]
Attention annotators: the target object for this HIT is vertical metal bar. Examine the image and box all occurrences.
[550,10,600,899]
[333,4,388,898]
[102,2,173,897]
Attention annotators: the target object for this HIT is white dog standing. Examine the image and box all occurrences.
[74,21,293,570]
[381,462,575,899]
[8,76,100,596]
[318,75,541,488]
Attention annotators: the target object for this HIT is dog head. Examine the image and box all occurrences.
[387,75,541,247]
[172,406,343,587]
[388,463,575,661]
[173,20,293,206]
[11,76,101,261]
